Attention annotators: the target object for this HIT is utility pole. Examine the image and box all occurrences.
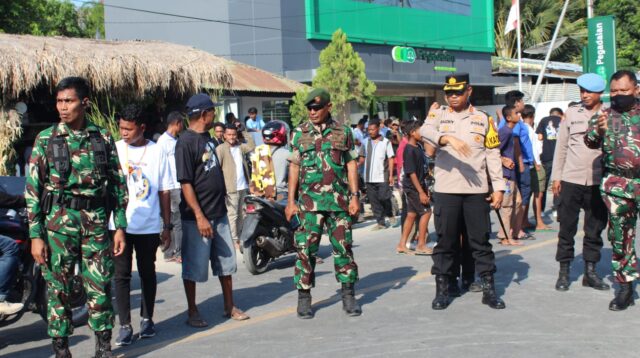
[587,0,594,18]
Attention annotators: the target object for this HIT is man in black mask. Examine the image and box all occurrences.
[584,70,640,311]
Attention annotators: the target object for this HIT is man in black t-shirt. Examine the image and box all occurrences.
[175,94,249,328]
[535,108,563,214]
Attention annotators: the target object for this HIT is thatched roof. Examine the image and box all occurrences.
[0,33,304,102]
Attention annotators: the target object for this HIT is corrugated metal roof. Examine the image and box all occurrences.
[220,59,307,94]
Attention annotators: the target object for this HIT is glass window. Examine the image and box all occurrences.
[261,100,292,123]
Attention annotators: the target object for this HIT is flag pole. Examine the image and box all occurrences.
[531,0,571,103]
[516,0,522,92]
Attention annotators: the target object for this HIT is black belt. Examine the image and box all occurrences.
[51,193,104,211]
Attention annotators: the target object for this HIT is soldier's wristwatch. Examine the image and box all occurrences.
[163,223,174,231]
[349,191,361,199]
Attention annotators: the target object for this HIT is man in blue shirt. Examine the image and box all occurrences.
[245,107,265,145]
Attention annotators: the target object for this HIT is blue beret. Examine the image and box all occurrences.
[577,73,606,93]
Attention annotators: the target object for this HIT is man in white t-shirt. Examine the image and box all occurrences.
[110,104,173,346]
[359,118,397,230]
[216,124,255,248]
[156,111,184,262]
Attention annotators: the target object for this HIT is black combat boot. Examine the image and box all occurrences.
[609,282,635,311]
[341,283,362,317]
[481,274,506,309]
[432,275,450,310]
[582,262,610,290]
[448,276,461,297]
[94,330,113,358]
[52,337,71,358]
[297,289,314,319]
[555,262,570,291]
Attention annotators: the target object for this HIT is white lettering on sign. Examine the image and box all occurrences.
[596,22,605,65]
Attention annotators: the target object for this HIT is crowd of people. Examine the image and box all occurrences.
[0,67,636,357]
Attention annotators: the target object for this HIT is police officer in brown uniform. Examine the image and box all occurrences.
[421,74,506,310]
[551,73,609,292]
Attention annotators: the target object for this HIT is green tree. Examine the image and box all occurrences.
[311,29,376,124]
[289,87,310,127]
[595,0,640,70]
[494,0,587,63]
[0,0,103,38]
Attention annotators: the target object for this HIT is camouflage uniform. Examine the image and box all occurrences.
[584,103,640,283]
[25,121,128,337]
[250,144,278,200]
[289,118,359,289]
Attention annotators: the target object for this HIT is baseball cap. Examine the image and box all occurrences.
[577,73,606,93]
[185,93,220,116]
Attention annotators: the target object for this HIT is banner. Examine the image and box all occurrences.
[587,16,616,99]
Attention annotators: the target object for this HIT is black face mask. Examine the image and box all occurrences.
[610,94,637,112]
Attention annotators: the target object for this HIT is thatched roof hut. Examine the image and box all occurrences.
[0,33,304,103]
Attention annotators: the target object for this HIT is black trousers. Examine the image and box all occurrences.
[555,182,607,263]
[367,182,393,225]
[113,232,160,325]
[541,161,559,213]
[431,193,495,277]
[452,234,475,281]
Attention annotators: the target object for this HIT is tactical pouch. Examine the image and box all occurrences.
[41,190,53,215]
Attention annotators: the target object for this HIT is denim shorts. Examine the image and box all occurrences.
[181,216,237,282]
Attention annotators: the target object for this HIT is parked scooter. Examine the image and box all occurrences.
[240,195,296,274]
[0,177,87,327]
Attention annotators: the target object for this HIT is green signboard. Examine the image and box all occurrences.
[304,0,494,53]
[587,16,617,98]
[392,46,457,71]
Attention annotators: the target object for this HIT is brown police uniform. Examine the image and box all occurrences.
[420,75,505,282]
[551,103,607,264]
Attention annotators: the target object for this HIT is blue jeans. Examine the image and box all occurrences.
[0,234,20,301]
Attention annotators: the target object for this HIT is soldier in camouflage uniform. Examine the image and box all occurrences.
[584,70,640,311]
[285,88,361,319]
[26,77,128,358]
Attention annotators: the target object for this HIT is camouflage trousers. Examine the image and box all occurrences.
[294,211,358,289]
[42,230,114,337]
[602,193,640,283]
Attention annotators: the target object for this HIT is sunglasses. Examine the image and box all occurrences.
[444,89,466,97]
[306,103,326,111]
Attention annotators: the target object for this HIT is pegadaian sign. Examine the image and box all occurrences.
[392,46,456,69]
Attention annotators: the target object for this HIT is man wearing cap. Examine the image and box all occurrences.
[420,73,507,310]
[285,88,362,319]
[584,70,640,310]
[175,93,249,328]
[551,73,609,292]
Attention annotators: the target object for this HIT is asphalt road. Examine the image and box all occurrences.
[1,206,638,358]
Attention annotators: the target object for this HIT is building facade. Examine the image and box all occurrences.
[105,0,508,122]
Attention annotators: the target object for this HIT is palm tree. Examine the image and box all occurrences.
[494,0,587,63]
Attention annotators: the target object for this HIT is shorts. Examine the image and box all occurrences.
[404,188,431,216]
[181,216,237,282]
[531,165,546,194]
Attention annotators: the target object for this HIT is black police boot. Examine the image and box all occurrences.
[297,289,314,319]
[583,262,610,290]
[432,275,450,310]
[94,330,113,358]
[555,262,570,291]
[52,337,71,358]
[609,282,635,311]
[481,274,506,309]
[448,276,462,297]
[341,283,362,317]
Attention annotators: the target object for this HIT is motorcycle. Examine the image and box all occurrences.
[0,176,88,327]
[240,195,296,274]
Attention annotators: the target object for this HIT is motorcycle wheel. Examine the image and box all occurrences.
[242,240,270,275]
[37,274,89,327]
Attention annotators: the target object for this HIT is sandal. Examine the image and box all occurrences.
[186,313,208,328]
[223,307,250,321]
[414,248,433,256]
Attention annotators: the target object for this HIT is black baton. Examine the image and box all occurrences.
[494,208,510,241]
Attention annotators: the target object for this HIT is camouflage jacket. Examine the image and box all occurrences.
[584,102,640,200]
[289,118,358,212]
[250,144,277,200]
[25,120,128,239]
